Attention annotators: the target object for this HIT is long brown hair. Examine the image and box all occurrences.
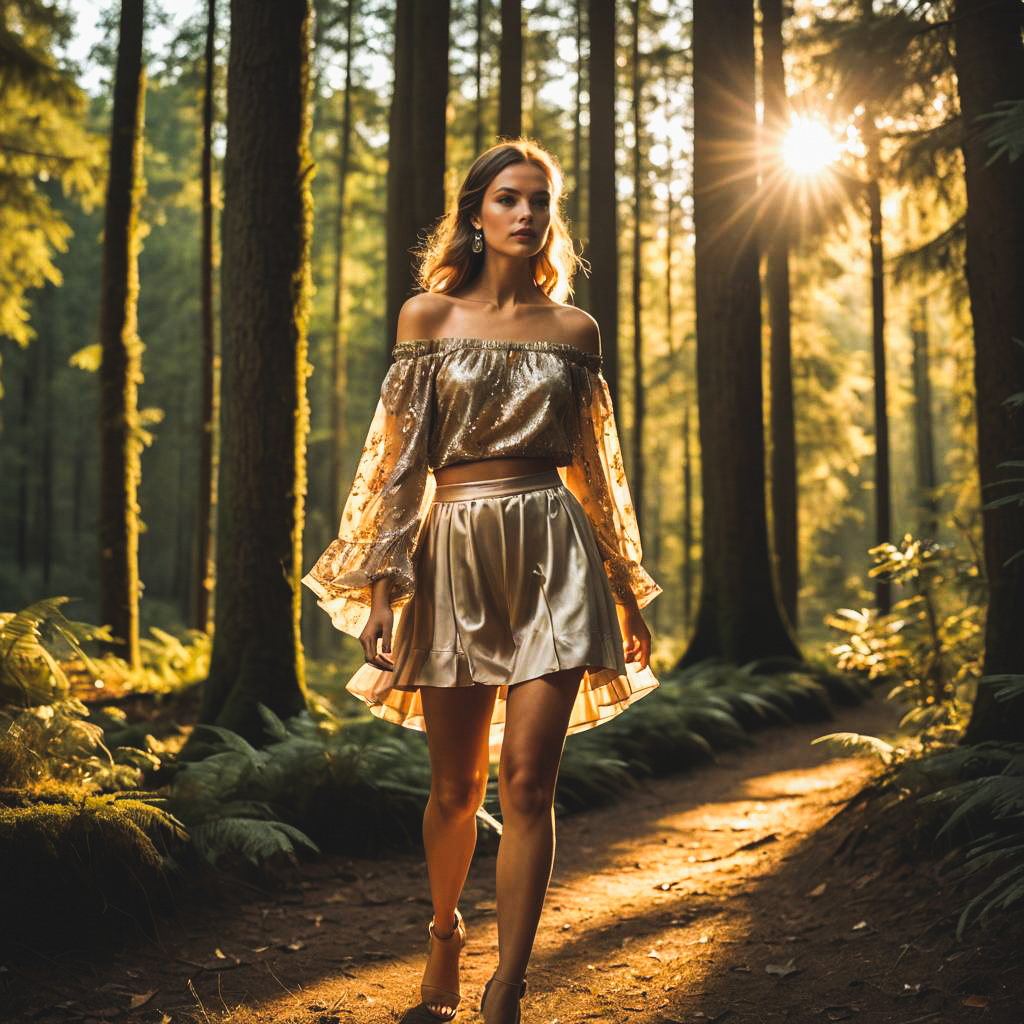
[416,139,584,303]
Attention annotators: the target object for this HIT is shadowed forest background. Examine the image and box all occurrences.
[1,0,1023,1021]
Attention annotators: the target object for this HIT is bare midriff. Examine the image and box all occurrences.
[433,455,560,487]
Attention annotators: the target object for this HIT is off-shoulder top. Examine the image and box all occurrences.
[302,337,662,639]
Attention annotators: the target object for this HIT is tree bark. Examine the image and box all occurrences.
[499,0,522,138]
[569,0,588,311]
[386,0,450,349]
[954,0,1024,743]
[474,0,484,154]
[193,0,217,634]
[586,0,620,402]
[199,0,314,742]
[860,0,892,615]
[676,0,801,668]
[760,0,798,631]
[910,294,938,540]
[630,0,645,538]
[330,0,355,521]
[97,0,145,669]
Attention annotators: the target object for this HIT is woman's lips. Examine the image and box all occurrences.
[511,231,536,239]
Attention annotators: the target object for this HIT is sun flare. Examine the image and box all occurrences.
[783,118,841,173]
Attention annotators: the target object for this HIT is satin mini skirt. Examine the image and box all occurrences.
[344,467,659,759]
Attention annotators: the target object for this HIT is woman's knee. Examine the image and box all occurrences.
[430,772,488,819]
[499,763,556,821]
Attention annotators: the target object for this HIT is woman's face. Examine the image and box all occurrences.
[471,161,552,261]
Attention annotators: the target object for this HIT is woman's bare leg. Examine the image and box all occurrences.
[420,683,497,934]
[484,666,584,1023]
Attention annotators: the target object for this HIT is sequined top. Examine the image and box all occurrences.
[302,337,662,638]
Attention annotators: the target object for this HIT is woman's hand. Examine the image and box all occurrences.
[616,594,652,671]
[360,579,396,671]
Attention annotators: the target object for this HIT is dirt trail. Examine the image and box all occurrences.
[8,699,1023,1024]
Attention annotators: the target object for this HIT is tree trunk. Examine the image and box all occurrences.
[16,345,35,576]
[193,0,218,634]
[865,147,892,615]
[97,0,145,670]
[682,370,694,632]
[569,0,588,310]
[910,295,939,540]
[629,0,645,538]
[499,0,522,138]
[330,0,355,521]
[386,0,450,349]
[586,0,620,401]
[36,285,55,586]
[860,0,892,615]
[760,0,798,631]
[319,0,356,663]
[666,181,693,633]
[474,0,484,154]
[676,0,801,669]
[953,0,1024,743]
[199,0,314,742]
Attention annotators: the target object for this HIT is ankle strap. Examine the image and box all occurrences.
[490,975,527,996]
[429,906,463,940]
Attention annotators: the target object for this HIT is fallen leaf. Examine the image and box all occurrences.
[963,995,989,1008]
[808,882,827,897]
[284,941,306,952]
[851,921,868,931]
[765,959,799,978]
[214,948,227,959]
[647,949,663,961]
[129,990,158,1009]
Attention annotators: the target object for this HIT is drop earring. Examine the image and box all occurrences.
[472,229,483,254]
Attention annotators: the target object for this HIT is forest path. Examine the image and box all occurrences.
[11,698,1022,1023]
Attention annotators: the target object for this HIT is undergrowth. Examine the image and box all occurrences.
[816,529,1024,938]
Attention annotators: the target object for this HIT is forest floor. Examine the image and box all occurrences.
[5,698,1024,1024]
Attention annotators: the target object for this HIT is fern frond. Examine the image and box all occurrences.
[811,731,899,765]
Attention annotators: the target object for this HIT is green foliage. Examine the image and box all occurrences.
[826,533,984,747]
[166,702,429,862]
[0,595,109,706]
[902,739,1024,939]
[0,598,203,950]
[0,596,209,790]
[980,99,1024,165]
[0,0,104,367]
[811,730,904,767]
[0,781,187,952]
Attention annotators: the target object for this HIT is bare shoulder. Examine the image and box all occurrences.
[551,304,601,357]
[395,292,457,346]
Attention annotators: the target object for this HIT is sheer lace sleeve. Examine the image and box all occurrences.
[562,364,662,609]
[301,351,436,638]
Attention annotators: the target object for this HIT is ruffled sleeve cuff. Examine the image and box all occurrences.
[301,521,424,638]
[604,554,663,609]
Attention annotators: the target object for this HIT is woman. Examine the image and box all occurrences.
[303,139,661,1024]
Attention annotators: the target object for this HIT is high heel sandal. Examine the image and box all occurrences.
[420,907,466,1021]
[479,972,528,1024]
